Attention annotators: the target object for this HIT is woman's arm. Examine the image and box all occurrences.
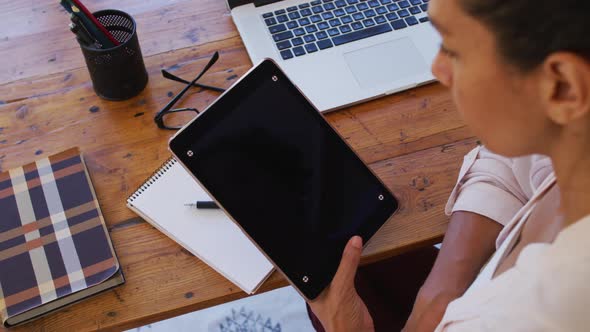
[405,146,534,331]
[403,211,502,332]
[310,146,535,331]
[309,212,501,332]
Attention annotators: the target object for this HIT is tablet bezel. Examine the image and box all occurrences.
[169,58,399,300]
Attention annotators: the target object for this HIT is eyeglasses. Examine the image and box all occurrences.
[154,51,226,130]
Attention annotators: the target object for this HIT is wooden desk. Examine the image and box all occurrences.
[0,1,476,330]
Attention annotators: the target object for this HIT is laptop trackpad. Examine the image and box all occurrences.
[344,38,428,89]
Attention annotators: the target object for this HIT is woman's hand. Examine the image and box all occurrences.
[308,236,375,332]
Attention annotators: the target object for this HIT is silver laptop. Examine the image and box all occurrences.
[229,0,440,112]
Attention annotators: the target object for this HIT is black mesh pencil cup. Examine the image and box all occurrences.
[79,10,148,101]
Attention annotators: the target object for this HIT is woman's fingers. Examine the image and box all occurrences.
[332,236,363,289]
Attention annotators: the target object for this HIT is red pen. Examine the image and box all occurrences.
[70,0,120,46]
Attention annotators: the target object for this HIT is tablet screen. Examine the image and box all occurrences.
[170,59,398,299]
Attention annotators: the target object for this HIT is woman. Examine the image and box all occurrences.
[308,0,590,330]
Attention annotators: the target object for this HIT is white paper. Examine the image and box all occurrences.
[127,160,274,293]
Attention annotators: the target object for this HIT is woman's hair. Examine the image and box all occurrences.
[459,0,590,71]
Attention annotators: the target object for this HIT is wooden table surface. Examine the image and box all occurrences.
[0,0,476,331]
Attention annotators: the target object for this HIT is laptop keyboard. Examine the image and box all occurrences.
[262,0,430,60]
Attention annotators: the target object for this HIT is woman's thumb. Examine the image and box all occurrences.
[332,236,363,287]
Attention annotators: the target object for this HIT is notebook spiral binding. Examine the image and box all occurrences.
[127,157,178,203]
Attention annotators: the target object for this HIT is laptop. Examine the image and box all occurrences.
[228,0,440,112]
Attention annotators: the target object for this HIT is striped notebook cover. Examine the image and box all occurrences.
[0,148,123,327]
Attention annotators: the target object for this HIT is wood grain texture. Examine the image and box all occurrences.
[0,139,475,332]
[0,0,476,330]
[0,0,237,84]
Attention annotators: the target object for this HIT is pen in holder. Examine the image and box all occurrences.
[78,10,148,101]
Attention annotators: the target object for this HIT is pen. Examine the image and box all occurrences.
[70,0,120,46]
[60,0,115,49]
[70,14,100,48]
[59,0,73,13]
[70,4,114,48]
[69,22,97,48]
[184,201,220,209]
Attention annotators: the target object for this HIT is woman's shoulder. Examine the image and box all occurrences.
[510,215,590,288]
[545,214,590,256]
[520,216,590,329]
[437,215,590,331]
[472,146,553,196]
[496,214,590,323]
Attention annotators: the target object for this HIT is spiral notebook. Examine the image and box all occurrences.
[126,158,274,294]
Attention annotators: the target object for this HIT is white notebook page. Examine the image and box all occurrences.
[127,159,274,293]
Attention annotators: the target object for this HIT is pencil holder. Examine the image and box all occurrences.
[79,9,148,101]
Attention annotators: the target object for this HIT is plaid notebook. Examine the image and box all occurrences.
[0,148,123,327]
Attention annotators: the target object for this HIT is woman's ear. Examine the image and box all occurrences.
[540,52,590,125]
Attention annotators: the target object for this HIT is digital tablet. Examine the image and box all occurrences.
[169,59,398,300]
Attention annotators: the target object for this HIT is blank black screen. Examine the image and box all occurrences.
[170,60,397,299]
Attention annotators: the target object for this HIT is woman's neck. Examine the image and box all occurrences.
[550,122,590,224]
